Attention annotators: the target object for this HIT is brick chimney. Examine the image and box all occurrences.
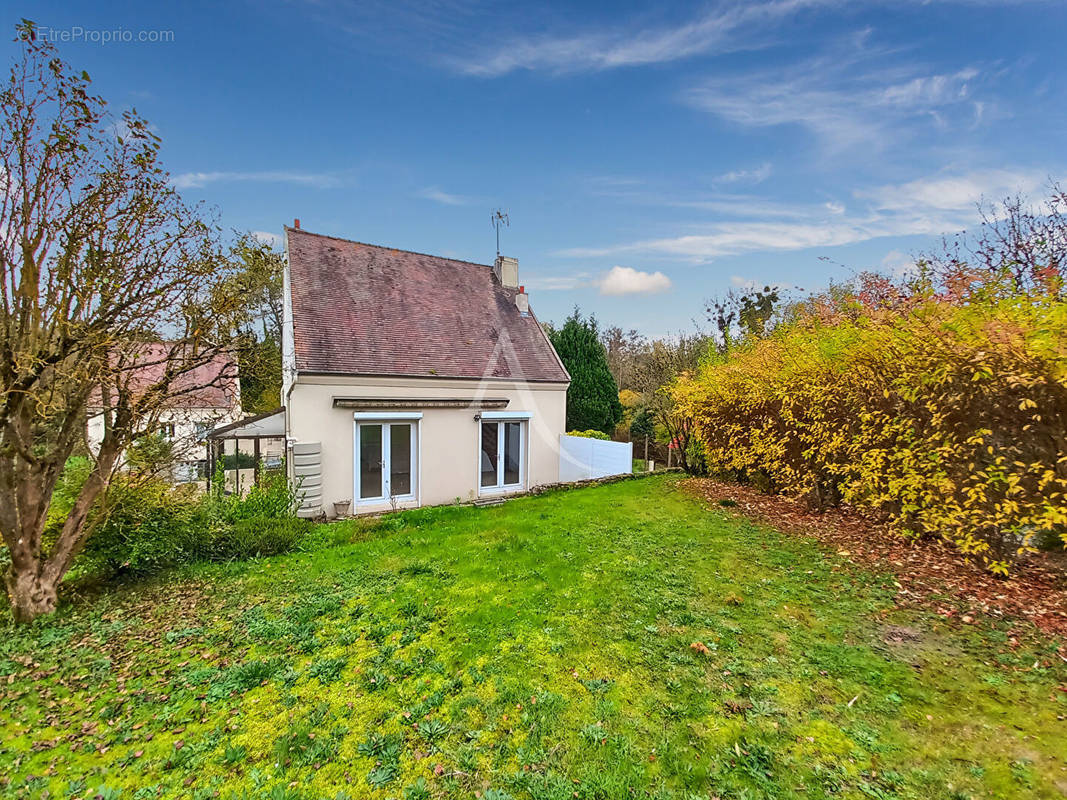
[494,255,518,289]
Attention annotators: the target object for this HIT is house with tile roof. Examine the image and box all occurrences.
[281,226,570,517]
[86,346,242,483]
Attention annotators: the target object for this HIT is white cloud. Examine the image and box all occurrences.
[715,162,773,185]
[252,230,282,248]
[171,171,341,190]
[597,265,672,296]
[452,0,829,76]
[417,187,472,206]
[557,168,1055,262]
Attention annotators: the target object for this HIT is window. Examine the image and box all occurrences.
[480,419,524,491]
[194,420,217,441]
[353,414,419,505]
[159,422,176,439]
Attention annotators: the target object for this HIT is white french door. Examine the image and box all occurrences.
[479,419,525,493]
[354,420,417,504]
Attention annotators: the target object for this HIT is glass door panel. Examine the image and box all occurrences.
[503,422,521,485]
[359,423,383,499]
[480,422,498,487]
[389,423,412,496]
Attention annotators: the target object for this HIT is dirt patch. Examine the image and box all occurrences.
[882,625,922,645]
[683,478,1067,648]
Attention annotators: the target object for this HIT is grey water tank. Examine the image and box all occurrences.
[292,441,323,519]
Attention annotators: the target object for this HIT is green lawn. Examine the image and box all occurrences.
[2,475,1065,800]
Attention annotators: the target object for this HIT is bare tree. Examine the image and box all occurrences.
[600,325,646,391]
[0,23,246,621]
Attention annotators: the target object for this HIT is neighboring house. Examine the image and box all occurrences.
[282,226,570,517]
[87,349,243,483]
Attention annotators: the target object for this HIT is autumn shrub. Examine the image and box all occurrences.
[675,293,1067,572]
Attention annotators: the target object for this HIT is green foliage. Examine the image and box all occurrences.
[44,456,91,532]
[566,429,611,440]
[677,290,1067,571]
[237,335,282,415]
[684,436,708,477]
[549,310,623,434]
[629,407,655,439]
[75,461,306,577]
[709,285,782,350]
[81,479,204,576]
[226,517,311,557]
[273,705,343,769]
[221,451,257,470]
[216,468,300,522]
[125,433,176,474]
[228,234,285,414]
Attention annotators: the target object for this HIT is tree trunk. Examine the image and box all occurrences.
[5,564,58,622]
[1,444,118,623]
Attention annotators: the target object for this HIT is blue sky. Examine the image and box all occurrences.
[7,1,1067,335]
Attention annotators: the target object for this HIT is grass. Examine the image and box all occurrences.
[1,475,1065,799]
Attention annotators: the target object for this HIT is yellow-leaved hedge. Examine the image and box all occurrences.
[674,295,1067,572]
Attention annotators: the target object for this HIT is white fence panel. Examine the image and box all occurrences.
[559,434,632,482]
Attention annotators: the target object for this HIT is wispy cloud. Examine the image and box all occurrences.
[417,186,473,206]
[171,171,342,190]
[526,272,592,291]
[683,49,987,151]
[597,265,673,296]
[557,168,1050,262]
[854,168,1045,211]
[714,163,773,185]
[452,0,830,76]
[449,0,1034,77]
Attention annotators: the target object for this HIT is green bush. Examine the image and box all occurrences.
[68,460,305,578]
[629,407,655,439]
[81,479,205,576]
[215,516,312,560]
[566,429,611,440]
[684,437,708,477]
[211,465,299,522]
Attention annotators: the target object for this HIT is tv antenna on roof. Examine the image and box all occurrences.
[491,209,510,257]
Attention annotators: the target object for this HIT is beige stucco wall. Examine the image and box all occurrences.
[286,374,568,516]
[87,405,241,480]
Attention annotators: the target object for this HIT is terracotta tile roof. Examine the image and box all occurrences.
[286,228,570,383]
[89,344,240,409]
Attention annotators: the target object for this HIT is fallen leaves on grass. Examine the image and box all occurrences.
[684,478,1067,644]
